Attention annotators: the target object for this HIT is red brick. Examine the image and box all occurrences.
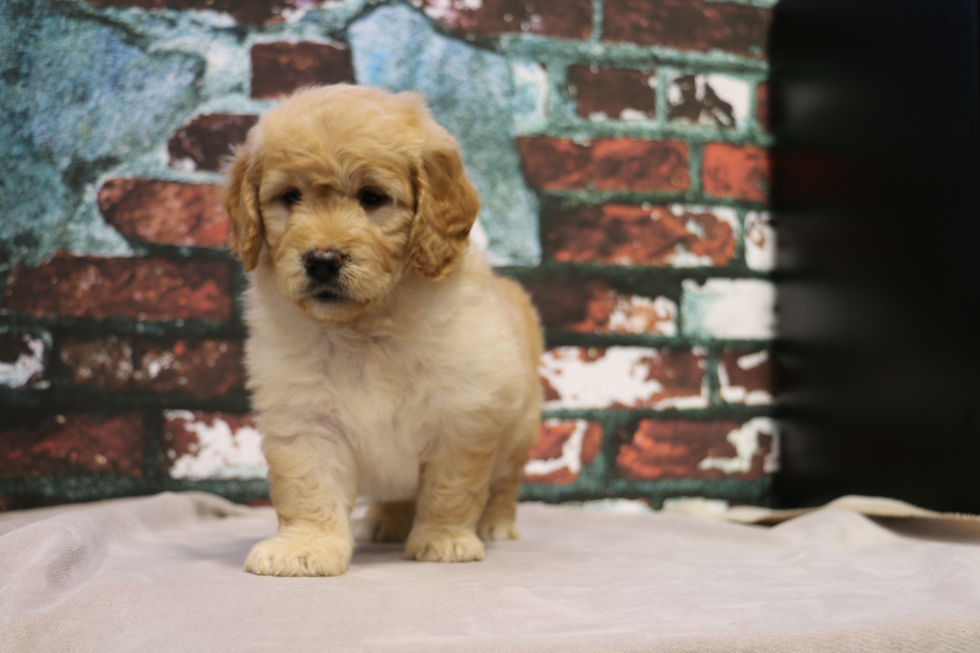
[0,334,34,366]
[702,143,770,202]
[636,349,705,407]
[616,419,774,480]
[540,375,560,403]
[2,255,233,322]
[568,66,657,121]
[530,421,601,462]
[81,0,311,26]
[523,279,675,335]
[133,339,244,395]
[59,335,134,392]
[0,413,143,477]
[524,279,615,332]
[168,114,258,172]
[421,0,592,38]
[517,138,689,192]
[604,0,769,58]
[525,420,603,485]
[98,179,228,248]
[59,335,244,396]
[250,42,355,99]
[718,347,773,405]
[0,332,47,388]
[542,204,736,265]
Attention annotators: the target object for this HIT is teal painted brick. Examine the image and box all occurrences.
[0,0,209,269]
[349,4,541,265]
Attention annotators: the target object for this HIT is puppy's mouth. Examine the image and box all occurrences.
[309,285,348,303]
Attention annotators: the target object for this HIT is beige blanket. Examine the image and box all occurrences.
[1,492,978,652]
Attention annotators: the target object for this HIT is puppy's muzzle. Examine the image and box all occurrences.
[304,250,347,302]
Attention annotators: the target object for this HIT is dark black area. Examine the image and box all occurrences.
[771,0,980,511]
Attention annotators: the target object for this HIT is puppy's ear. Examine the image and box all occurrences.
[222,136,264,273]
[410,120,480,281]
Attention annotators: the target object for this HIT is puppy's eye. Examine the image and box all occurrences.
[358,189,389,209]
[281,189,302,207]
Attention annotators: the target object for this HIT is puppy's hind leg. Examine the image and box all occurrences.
[478,415,537,541]
[477,465,523,542]
[366,500,416,543]
[476,410,541,542]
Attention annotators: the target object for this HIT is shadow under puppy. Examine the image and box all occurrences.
[223,84,543,577]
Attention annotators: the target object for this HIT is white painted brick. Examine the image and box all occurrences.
[606,295,678,336]
[164,410,268,480]
[681,279,776,339]
[745,211,776,271]
[0,334,48,389]
[540,347,708,410]
[667,72,752,128]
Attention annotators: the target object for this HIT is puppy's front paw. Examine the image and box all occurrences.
[245,531,353,577]
[403,526,485,563]
[477,520,520,541]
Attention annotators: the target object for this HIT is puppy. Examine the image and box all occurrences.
[222,85,543,577]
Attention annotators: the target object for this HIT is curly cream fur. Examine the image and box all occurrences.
[223,85,543,577]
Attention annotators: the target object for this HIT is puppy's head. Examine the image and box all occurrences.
[222,84,480,322]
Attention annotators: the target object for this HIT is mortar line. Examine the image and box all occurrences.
[591,0,603,42]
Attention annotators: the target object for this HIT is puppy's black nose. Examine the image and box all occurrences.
[303,250,345,283]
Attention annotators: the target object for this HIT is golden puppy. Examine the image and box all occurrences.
[222,85,543,576]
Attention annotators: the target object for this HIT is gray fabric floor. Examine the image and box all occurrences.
[1,492,978,652]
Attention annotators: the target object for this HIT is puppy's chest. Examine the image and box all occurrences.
[300,337,437,432]
[307,339,438,499]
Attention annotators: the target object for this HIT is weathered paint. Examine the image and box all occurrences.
[540,347,708,410]
[525,418,590,477]
[665,204,739,267]
[719,349,773,405]
[745,210,776,271]
[165,410,268,480]
[607,295,678,336]
[697,417,777,474]
[0,335,48,389]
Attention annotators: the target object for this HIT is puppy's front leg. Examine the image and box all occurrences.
[404,446,495,563]
[245,434,356,577]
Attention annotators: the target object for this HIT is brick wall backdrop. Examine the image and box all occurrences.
[0,0,775,511]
